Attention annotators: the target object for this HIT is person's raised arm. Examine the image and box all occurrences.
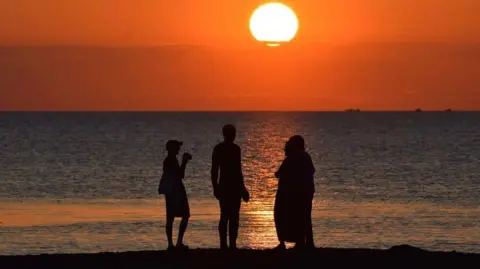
[179,153,192,180]
[179,159,187,179]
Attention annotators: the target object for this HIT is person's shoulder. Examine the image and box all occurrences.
[227,143,241,153]
[215,142,240,152]
[164,155,177,165]
[213,142,224,151]
[213,142,226,157]
[300,151,312,161]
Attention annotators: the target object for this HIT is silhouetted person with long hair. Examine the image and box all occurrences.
[211,124,250,250]
[274,135,315,249]
[158,140,192,250]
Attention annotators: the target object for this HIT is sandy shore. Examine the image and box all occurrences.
[1,245,479,269]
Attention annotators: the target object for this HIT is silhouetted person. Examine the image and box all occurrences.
[289,135,316,249]
[158,140,192,250]
[274,139,299,249]
[274,135,315,249]
[211,124,250,250]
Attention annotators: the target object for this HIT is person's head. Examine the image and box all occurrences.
[222,124,236,142]
[284,140,295,157]
[287,135,305,153]
[166,140,182,155]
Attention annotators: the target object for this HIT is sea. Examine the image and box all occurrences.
[1,112,479,255]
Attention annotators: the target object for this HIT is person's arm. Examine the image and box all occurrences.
[275,159,286,178]
[305,153,316,194]
[306,153,315,177]
[158,159,169,194]
[239,147,249,202]
[211,146,220,197]
[179,160,187,179]
[239,147,245,189]
[179,153,192,180]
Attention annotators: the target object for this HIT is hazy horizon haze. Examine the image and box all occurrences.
[1,43,479,111]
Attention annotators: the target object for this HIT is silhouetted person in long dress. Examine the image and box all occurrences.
[274,139,303,248]
[211,124,250,249]
[274,135,315,249]
[158,140,192,250]
[290,135,316,249]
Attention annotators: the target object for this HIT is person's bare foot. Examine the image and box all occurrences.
[176,243,189,250]
[273,243,286,250]
[292,243,306,250]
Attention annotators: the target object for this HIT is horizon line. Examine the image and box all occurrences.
[0,110,477,113]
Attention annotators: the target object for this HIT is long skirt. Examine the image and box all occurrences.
[274,188,303,243]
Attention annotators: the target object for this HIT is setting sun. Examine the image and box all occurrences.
[249,2,299,46]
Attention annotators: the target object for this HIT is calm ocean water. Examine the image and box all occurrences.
[1,112,479,255]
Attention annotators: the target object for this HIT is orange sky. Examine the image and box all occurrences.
[0,0,479,110]
[1,0,479,45]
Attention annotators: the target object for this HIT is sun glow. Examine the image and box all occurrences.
[249,2,299,46]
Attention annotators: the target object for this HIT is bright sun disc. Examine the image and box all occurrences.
[249,2,298,45]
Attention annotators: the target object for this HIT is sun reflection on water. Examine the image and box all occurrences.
[238,113,300,248]
[242,208,277,248]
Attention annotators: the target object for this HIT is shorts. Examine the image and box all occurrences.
[219,196,241,219]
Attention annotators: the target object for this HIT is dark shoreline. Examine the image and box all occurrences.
[1,245,479,269]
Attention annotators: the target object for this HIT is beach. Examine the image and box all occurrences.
[1,245,479,269]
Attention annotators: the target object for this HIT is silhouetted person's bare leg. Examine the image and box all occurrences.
[177,215,189,247]
[229,210,240,249]
[218,197,242,249]
[219,215,228,249]
[166,215,175,249]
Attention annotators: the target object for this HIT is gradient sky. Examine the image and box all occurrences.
[0,0,479,110]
